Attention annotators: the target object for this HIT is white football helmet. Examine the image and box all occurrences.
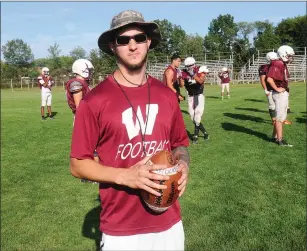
[42,67,49,76]
[277,45,295,63]
[222,67,228,72]
[198,65,209,73]
[266,52,279,62]
[72,59,94,80]
[184,57,196,67]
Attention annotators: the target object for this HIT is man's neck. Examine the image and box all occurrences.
[114,65,147,87]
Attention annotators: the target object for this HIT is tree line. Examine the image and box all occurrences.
[1,14,306,80]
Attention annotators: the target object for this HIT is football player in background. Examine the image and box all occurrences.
[181,57,210,143]
[65,58,94,117]
[218,67,231,99]
[65,58,100,167]
[266,45,295,147]
[37,67,55,120]
[258,51,279,128]
[163,54,185,103]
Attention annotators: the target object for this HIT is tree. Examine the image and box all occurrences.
[1,39,34,66]
[47,42,62,69]
[181,34,204,59]
[275,15,307,48]
[69,46,87,60]
[204,14,238,55]
[253,21,281,50]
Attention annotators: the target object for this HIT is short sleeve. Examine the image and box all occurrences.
[69,81,83,93]
[70,100,99,159]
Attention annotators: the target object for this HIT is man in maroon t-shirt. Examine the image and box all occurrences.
[163,54,185,103]
[69,10,190,251]
[266,45,295,147]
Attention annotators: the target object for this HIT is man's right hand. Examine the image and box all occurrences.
[117,156,170,196]
[276,87,285,93]
[179,95,184,101]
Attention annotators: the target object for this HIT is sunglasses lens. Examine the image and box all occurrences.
[116,34,147,45]
[134,34,147,43]
[116,36,130,45]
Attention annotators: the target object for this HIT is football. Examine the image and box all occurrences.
[140,150,182,213]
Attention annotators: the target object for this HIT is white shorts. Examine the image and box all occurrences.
[266,91,275,111]
[221,83,230,92]
[100,220,184,251]
[187,94,204,126]
[41,92,52,106]
[272,91,289,122]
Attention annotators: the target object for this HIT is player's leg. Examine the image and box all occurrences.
[226,83,230,98]
[196,94,209,140]
[41,93,47,120]
[273,91,292,147]
[267,91,277,140]
[221,84,225,99]
[47,93,53,119]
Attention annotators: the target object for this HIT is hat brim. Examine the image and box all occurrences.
[98,22,161,55]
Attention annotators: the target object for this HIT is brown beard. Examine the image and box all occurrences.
[114,49,148,71]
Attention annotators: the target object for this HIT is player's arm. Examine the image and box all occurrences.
[259,75,269,95]
[69,81,84,108]
[165,69,177,93]
[179,78,185,88]
[266,77,284,93]
[73,92,83,109]
[193,72,205,85]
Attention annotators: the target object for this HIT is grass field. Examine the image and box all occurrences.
[1,82,306,251]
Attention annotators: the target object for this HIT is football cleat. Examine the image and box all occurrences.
[192,135,198,144]
[276,139,293,147]
[204,133,210,140]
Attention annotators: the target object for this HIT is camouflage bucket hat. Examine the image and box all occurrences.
[98,10,161,55]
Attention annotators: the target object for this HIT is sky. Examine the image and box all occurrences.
[1,1,306,59]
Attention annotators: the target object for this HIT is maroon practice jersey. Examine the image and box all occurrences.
[163,65,178,86]
[37,75,54,89]
[219,71,231,83]
[70,75,189,236]
[181,66,205,96]
[65,78,91,114]
[267,60,289,91]
[258,64,273,91]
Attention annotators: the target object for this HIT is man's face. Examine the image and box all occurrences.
[112,27,151,71]
[173,58,181,68]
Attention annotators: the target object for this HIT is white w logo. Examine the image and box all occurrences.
[122,104,158,140]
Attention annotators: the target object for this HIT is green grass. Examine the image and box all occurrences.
[1,83,306,251]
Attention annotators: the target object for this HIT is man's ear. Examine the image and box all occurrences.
[147,37,152,49]
[109,43,115,53]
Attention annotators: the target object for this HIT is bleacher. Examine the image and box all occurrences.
[236,47,306,84]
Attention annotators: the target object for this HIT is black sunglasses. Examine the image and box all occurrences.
[115,33,148,45]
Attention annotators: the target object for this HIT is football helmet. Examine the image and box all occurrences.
[266,52,279,62]
[42,67,49,76]
[72,59,94,80]
[198,65,209,73]
[222,67,228,72]
[184,57,196,67]
[277,45,295,63]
